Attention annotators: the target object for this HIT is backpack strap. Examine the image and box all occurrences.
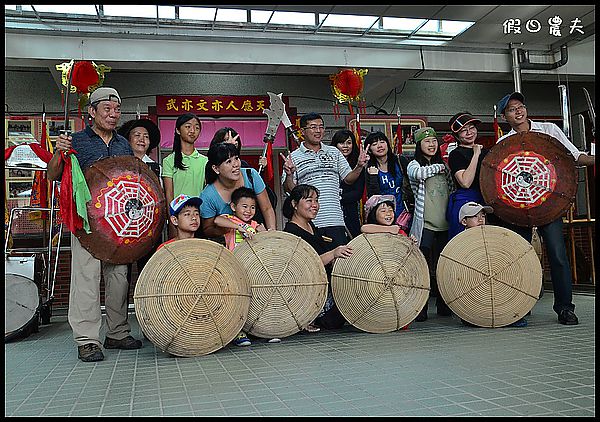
[245,168,255,191]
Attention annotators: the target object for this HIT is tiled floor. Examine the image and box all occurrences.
[4,292,595,417]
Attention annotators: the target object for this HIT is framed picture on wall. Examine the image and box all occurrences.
[6,119,37,147]
[47,119,75,137]
[7,181,32,199]
[7,119,33,136]
[7,168,34,179]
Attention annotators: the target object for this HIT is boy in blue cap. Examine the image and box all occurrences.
[157,194,202,250]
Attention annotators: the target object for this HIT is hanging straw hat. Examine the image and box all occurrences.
[436,225,542,328]
[133,239,251,357]
[232,231,328,338]
[331,233,430,333]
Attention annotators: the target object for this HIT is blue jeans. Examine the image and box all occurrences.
[509,219,574,315]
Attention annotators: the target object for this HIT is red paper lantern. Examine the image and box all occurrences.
[330,68,368,104]
[69,61,100,94]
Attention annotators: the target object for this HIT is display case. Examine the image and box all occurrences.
[346,115,427,156]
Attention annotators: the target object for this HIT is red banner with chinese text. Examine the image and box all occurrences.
[156,95,289,117]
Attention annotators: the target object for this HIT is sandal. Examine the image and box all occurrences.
[304,323,321,333]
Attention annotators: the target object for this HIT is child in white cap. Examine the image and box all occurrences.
[456,201,528,328]
[458,201,493,229]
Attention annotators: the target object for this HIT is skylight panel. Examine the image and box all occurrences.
[414,20,474,37]
[381,17,427,32]
[178,7,216,21]
[437,20,474,36]
[158,6,175,20]
[265,11,316,26]
[28,5,97,15]
[103,5,157,19]
[321,14,379,29]
[216,8,247,23]
[250,10,272,23]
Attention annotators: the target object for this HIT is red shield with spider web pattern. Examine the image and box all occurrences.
[480,131,577,227]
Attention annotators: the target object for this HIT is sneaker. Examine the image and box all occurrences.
[234,332,252,347]
[558,310,579,325]
[508,317,528,328]
[103,335,143,350]
[267,338,281,343]
[78,343,104,362]
[304,324,321,333]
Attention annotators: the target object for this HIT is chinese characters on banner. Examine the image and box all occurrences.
[156,95,289,116]
[503,16,585,36]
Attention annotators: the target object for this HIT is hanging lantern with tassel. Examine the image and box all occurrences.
[55,60,112,116]
[329,68,368,115]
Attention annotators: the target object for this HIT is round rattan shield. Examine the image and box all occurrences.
[134,239,251,357]
[232,231,328,339]
[331,233,430,333]
[480,131,577,227]
[76,155,167,264]
[437,225,542,328]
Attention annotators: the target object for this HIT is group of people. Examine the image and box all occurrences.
[47,87,594,363]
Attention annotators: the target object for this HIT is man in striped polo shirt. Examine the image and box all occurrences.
[281,112,368,247]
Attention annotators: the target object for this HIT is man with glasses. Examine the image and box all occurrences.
[281,112,368,247]
[48,87,143,362]
[497,91,595,326]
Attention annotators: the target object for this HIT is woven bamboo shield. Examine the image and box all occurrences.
[480,131,577,227]
[331,233,430,334]
[437,225,542,328]
[232,231,328,339]
[76,155,167,264]
[133,239,251,357]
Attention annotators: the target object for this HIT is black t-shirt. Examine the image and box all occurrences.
[283,220,336,275]
[447,146,489,193]
[283,221,332,255]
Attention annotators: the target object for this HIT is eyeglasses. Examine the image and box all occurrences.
[506,105,527,114]
[458,124,476,135]
[303,125,325,131]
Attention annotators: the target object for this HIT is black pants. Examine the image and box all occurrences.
[420,228,448,303]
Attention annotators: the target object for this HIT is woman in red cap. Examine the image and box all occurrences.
[446,112,490,240]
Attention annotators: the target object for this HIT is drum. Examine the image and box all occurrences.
[480,131,577,227]
[133,239,251,357]
[75,155,167,264]
[232,231,328,339]
[331,233,430,333]
[5,273,40,342]
[437,225,542,327]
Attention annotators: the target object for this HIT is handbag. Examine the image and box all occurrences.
[395,209,413,232]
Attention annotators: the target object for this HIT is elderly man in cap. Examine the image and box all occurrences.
[497,91,595,326]
[48,87,143,362]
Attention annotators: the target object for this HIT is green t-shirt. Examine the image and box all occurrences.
[424,173,449,231]
[162,149,209,197]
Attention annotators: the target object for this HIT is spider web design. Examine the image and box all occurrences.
[496,152,556,208]
[102,178,157,237]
